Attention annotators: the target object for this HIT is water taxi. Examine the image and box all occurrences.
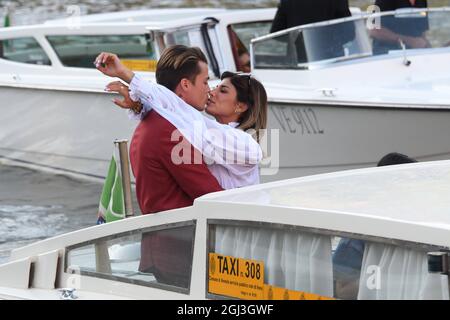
[0,160,449,300]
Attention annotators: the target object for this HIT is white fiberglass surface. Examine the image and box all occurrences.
[44,9,226,25]
[205,161,450,226]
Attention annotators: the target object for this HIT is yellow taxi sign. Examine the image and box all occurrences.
[121,59,157,72]
[208,253,265,300]
[208,253,335,300]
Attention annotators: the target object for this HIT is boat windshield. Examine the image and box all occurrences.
[252,8,450,69]
[66,222,196,294]
[47,34,157,70]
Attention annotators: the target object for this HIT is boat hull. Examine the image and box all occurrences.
[0,86,136,179]
[263,101,450,181]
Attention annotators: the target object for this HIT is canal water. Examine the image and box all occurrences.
[0,164,103,263]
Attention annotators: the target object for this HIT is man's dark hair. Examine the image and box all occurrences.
[156,45,208,92]
[377,152,418,167]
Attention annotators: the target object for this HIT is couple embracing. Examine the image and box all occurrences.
[95,45,268,215]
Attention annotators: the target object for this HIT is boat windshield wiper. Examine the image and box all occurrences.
[398,39,412,67]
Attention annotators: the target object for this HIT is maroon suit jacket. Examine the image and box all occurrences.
[130,110,223,214]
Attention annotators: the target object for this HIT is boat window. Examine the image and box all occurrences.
[253,9,450,70]
[253,19,364,69]
[159,24,224,79]
[207,222,335,300]
[332,236,449,300]
[47,34,157,71]
[230,22,272,54]
[66,222,196,294]
[228,21,272,72]
[0,37,51,65]
[207,222,449,300]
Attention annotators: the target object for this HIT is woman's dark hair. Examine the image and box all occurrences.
[377,152,418,167]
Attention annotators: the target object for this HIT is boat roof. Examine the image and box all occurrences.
[198,160,450,247]
[44,8,227,25]
[42,8,276,29]
[0,8,276,46]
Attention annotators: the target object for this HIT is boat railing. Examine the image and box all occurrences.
[251,7,450,70]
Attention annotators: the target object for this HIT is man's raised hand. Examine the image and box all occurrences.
[94,52,135,83]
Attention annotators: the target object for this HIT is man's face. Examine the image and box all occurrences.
[183,61,210,111]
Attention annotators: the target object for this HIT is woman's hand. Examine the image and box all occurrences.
[105,81,143,113]
[94,52,135,83]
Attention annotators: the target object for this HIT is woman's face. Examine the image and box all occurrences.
[206,78,243,123]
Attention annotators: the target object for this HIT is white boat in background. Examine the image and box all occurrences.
[0,8,276,180]
[251,7,450,180]
[0,160,449,300]
[1,7,450,183]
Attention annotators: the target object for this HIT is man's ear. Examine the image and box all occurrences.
[180,78,191,92]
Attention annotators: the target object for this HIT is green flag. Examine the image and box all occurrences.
[3,13,10,28]
[97,154,125,223]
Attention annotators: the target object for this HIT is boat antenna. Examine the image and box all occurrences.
[398,39,411,67]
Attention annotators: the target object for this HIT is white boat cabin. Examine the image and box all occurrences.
[0,8,276,91]
[0,160,449,300]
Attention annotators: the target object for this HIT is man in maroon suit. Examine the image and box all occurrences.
[96,46,223,288]
[96,46,222,213]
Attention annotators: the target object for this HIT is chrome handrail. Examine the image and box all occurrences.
[251,7,450,45]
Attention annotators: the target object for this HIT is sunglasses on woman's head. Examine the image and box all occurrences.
[236,73,253,106]
[221,72,254,105]
[234,72,252,87]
